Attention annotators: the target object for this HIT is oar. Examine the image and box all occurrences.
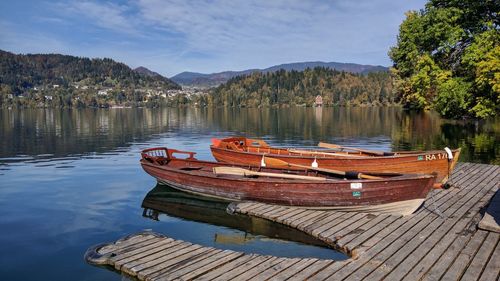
[264,156,382,180]
[287,149,365,158]
[318,142,391,156]
[213,167,327,181]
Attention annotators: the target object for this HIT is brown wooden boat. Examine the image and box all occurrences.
[140,147,436,215]
[210,137,461,184]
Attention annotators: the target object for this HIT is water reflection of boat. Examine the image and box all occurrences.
[141,184,330,248]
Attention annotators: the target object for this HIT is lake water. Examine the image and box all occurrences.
[0,107,498,281]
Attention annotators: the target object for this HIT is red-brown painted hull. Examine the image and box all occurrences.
[210,137,461,183]
[140,147,435,214]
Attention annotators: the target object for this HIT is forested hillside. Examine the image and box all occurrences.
[390,0,499,118]
[206,68,394,107]
[0,50,180,107]
[171,61,388,87]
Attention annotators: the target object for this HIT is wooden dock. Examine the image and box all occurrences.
[86,163,499,280]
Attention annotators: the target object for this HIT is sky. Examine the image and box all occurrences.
[0,0,427,77]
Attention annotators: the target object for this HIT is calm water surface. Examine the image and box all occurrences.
[0,107,498,281]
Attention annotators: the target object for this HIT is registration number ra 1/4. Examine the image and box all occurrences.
[418,153,447,161]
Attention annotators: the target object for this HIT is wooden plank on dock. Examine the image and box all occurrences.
[267,258,318,281]
[303,211,344,234]
[247,257,301,280]
[99,233,158,255]
[291,210,329,229]
[338,214,395,251]
[320,213,368,241]
[216,256,280,280]
[478,236,500,281]
[309,260,350,281]
[296,212,332,230]
[147,249,224,280]
[274,208,307,224]
[286,259,335,280]
[131,244,205,277]
[233,257,287,280]
[440,230,488,281]
[112,239,179,268]
[157,251,244,281]
[311,212,355,237]
[193,254,257,281]
[460,232,499,281]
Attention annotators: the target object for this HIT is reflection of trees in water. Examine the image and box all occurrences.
[205,106,406,141]
[390,111,498,164]
[439,122,499,165]
[0,107,497,164]
[0,108,196,158]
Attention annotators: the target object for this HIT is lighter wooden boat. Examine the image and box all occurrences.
[140,147,436,215]
[210,137,461,184]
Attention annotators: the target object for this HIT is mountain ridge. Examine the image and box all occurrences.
[171,61,388,87]
[133,66,163,78]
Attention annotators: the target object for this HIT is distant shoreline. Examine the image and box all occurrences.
[2,103,404,110]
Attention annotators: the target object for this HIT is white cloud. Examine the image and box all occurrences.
[58,1,140,35]
[136,0,326,52]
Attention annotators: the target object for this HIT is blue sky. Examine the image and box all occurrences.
[0,0,427,77]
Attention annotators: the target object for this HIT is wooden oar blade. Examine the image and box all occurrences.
[213,166,326,181]
[263,156,290,167]
[318,142,341,149]
[213,166,248,176]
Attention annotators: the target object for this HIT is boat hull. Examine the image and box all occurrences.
[156,179,425,215]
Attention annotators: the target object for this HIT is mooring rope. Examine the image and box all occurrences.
[430,147,454,219]
[430,187,445,218]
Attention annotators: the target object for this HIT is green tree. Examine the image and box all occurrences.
[390,0,499,118]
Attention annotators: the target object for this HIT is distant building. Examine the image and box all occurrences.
[314,95,323,107]
[98,89,109,96]
[53,84,60,89]
[44,95,53,101]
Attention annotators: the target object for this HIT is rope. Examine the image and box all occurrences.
[429,188,445,218]
[430,147,454,219]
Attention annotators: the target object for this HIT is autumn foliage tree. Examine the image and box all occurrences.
[389,0,499,118]
[210,68,393,107]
